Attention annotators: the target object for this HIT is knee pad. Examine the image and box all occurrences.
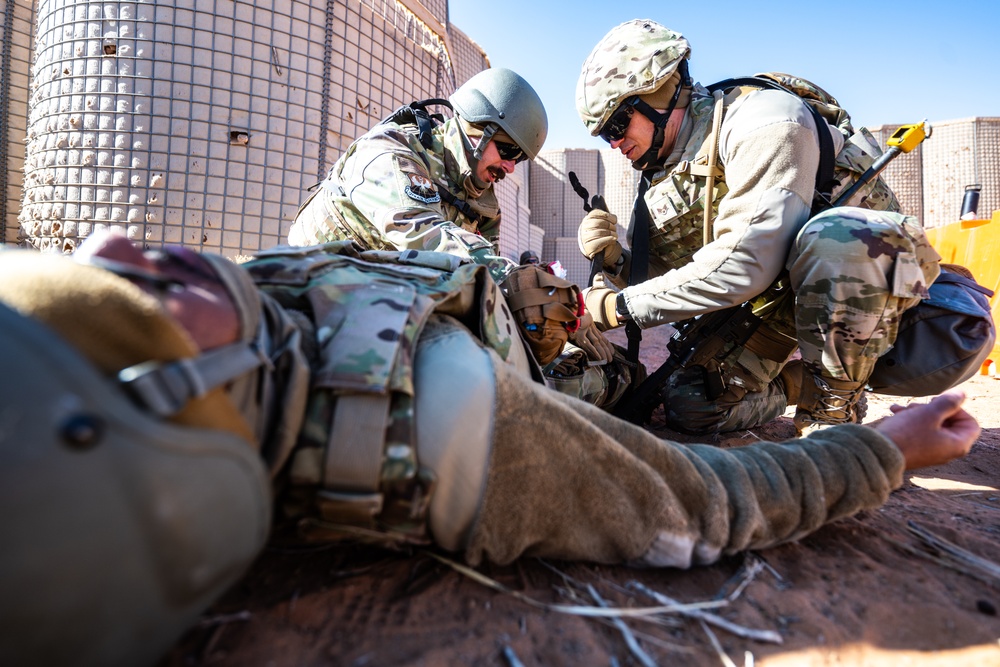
[413,315,496,551]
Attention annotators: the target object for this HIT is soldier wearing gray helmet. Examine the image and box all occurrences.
[288,67,635,409]
[288,67,547,279]
[0,235,977,666]
[576,19,942,435]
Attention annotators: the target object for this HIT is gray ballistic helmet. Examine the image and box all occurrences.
[0,301,271,667]
[450,67,548,160]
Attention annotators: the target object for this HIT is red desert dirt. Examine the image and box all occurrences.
[165,325,1000,667]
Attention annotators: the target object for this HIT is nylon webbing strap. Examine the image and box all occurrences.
[705,76,836,213]
[118,341,269,417]
[702,90,726,247]
[624,172,655,363]
[438,187,485,226]
[401,98,451,149]
[324,393,391,495]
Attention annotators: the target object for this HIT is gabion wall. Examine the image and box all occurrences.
[0,0,35,245]
[16,0,536,260]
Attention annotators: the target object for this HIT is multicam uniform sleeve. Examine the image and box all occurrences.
[464,358,905,568]
[345,149,495,258]
[622,90,845,328]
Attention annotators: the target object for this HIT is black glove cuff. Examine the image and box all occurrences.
[615,292,631,321]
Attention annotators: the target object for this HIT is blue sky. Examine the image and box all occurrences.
[448,0,1000,150]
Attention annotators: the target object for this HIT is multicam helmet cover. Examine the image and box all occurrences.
[576,19,691,136]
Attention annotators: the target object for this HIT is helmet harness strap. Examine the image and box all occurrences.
[629,60,689,171]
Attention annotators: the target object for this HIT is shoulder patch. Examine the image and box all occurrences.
[403,172,441,204]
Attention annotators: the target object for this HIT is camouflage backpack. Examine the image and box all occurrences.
[706,72,899,215]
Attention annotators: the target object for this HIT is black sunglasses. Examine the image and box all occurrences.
[598,99,637,144]
[494,140,527,163]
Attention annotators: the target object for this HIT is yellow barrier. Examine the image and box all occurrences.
[924,210,1000,374]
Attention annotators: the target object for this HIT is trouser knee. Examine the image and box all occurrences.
[663,367,786,435]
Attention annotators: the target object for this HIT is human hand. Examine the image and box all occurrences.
[570,311,615,364]
[872,391,980,470]
[577,209,622,268]
[583,286,621,331]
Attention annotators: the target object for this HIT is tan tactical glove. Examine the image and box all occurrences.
[569,311,615,364]
[501,265,583,365]
[583,286,621,332]
[577,209,622,269]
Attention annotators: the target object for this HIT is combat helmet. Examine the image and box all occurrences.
[0,250,272,667]
[451,67,548,162]
[576,19,691,169]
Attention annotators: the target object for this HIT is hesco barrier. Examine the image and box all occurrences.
[17,0,536,260]
[0,1,35,245]
[925,210,1000,374]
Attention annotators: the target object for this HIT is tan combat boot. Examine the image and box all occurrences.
[793,369,868,436]
[777,359,804,406]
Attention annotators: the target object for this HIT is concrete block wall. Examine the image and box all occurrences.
[494,160,533,261]
[870,119,1000,229]
[919,118,1000,228]
[0,0,35,245]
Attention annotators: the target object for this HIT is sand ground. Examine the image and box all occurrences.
[164,327,1000,667]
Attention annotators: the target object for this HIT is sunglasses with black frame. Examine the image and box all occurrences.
[493,140,527,163]
[598,97,638,144]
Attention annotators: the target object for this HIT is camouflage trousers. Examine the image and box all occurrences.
[662,208,940,435]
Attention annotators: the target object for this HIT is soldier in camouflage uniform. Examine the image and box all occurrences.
[289,67,634,409]
[288,67,546,279]
[575,19,942,434]
[0,234,976,665]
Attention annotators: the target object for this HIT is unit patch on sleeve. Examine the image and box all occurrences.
[403,173,441,204]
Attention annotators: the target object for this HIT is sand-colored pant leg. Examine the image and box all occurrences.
[465,353,904,568]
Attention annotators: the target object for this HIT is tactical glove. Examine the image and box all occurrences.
[583,286,621,332]
[577,209,622,269]
[569,311,615,364]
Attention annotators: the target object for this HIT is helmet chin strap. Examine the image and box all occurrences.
[629,61,689,171]
[456,119,499,189]
[473,123,498,161]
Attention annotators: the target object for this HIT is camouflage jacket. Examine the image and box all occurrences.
[626,81,900,322]
[308,112,500,258]
[241,241,533,543]
[618,81,902,388]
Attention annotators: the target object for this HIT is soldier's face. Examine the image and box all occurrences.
[609,106,685,165]
[609,108,655,163]
[475,139,517,184]
[76,234,240,351]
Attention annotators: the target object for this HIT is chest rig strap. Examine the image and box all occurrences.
[706,76,837,214]
[702,89,726,246]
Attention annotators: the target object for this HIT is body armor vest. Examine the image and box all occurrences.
[313,105,500,251]
[643,76,902,391]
